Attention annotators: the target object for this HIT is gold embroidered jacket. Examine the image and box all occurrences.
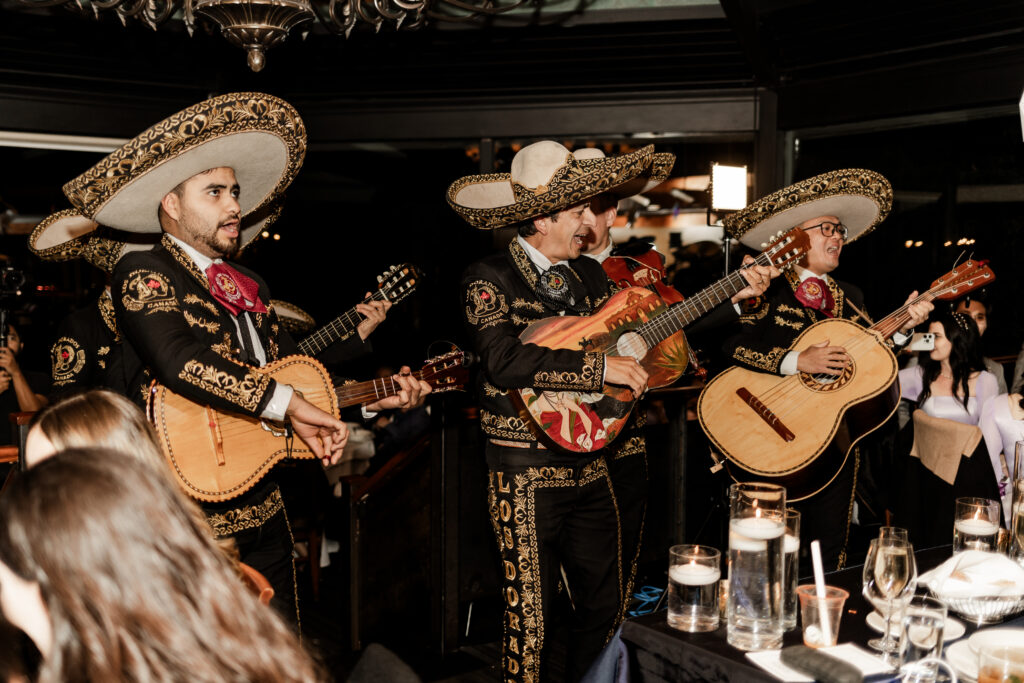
[723,270,866,375]
[112,235,296,415]
[49,293,128,399]
[461,239,613,445]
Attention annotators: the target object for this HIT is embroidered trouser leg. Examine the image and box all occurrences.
[203,481,299,629]
[606,442,648,625]
[486,444,621,683]
[792,448,858,573]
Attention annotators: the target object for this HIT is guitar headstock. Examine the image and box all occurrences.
[420,348,469,394]
[931,259,996,300]
[759,227,811,271]
[377,264,422,304]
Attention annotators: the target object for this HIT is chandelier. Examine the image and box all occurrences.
[17,0,528,72]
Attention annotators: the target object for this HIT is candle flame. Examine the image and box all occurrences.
[755,508,762,519]
[973,509,981,521]
[689,559,697,567]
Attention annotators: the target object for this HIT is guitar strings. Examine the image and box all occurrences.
[299,289,390,355]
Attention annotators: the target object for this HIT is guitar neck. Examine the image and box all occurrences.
[335,371,425,407]
[637,252,772,346]
[296,290,386,356]
[870,290,937,340]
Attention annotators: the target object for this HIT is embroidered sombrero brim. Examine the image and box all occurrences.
[61,92,306,234]
[31,201,282,272]
[723,169,892,249]
[271,299,316,335]
[448,145,658,229]
[573,149,675,195]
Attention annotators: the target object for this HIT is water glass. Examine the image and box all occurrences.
[667,545,721,632]
[954,497,1000,553]
[1011,480,1024,565]
[898,596,947,678]
[782,508,801,631]
[727,482,786,651]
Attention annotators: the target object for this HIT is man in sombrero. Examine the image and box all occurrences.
[49,92,426,624]
[450,141,774,682]
[720,169,933,569]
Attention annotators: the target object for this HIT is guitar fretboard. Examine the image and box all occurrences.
[634,251,777,348]
[296,290,388,356]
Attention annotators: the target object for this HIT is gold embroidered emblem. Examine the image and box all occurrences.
[122,270,178,314]
[465,279,508,328]
[51,337,87,386]
[184,293,220,315]
[178,360,270,412]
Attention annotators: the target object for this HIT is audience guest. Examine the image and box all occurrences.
[0,449,325,683]
[0,325,47,444]
[894,311,1002,546]
[955,292,1007,393]
[24,389,162,469]
[1010,340,1024,395]
[979,391,1024,525]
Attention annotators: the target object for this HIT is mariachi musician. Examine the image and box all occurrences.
[718,169,932,569]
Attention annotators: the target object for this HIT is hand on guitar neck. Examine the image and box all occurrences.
[363,366,432,412]
[731,254,780,304]
[898,290,934,334]
[355,291,392,340]
[285,394,349,465]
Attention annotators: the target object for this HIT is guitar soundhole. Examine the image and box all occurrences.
[798,361,854,392]
[615,331,648,362]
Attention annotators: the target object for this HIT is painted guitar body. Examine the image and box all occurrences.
[517,287,689,452]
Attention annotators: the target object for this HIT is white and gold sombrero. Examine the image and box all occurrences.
[447,141,664,230]
[723,168,892,249]
[60,91,305,244]
[572,147,674,195]
[270,299,316,335]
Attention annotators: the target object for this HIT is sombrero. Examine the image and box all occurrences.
[30,201,283,272]
[60,92,305,237]
[572,147,675,195]
[271,299,316,335]
[723,168,892,249]
[447,141,662,230]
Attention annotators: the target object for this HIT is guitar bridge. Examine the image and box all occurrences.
[736,387,795,442]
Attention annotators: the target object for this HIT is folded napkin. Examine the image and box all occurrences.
[920,550,1024,598]
[746,644,890,682]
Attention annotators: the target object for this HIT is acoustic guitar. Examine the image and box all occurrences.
[515,227,810,453]
[149,349,467,502]
[697,260,994,501]
[296,263,420,356]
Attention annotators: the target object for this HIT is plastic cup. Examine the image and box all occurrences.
[797,584,848,648]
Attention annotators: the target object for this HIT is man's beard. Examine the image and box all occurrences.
[180,207,239,258]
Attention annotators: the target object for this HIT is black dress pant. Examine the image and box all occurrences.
[486,443,622,683]
[605,445,648,624]
[202,480,299,629]
[792,448,858,574]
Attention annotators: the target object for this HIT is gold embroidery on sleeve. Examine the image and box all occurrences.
[51,337,87,386]
[121,270,179,314]
[774,316,804,331]
[733,345,787,372]
[178,360,270,412]
[184,310,221,334]
[184,293,220,315]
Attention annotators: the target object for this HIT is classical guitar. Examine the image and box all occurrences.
[296,263,420,356]
[515,227,811,453]
[149,349,467,502]
[697,260,995,501]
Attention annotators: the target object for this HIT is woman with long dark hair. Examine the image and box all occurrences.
[0,448,326,683]
[894,310,1002,545]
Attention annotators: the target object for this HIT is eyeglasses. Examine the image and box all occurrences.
[803,221,848,240]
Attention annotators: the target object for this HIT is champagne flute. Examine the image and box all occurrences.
[864,538,917,655]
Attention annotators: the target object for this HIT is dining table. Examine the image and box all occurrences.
[618,545,1024,682]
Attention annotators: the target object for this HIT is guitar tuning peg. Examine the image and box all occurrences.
[761,242,767,248]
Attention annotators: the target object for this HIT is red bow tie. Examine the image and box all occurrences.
[205,262,268,316]
[794,276,835,317]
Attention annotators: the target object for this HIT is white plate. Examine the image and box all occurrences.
[967,627,1024,654]
[945,639,978,682]
[866,610,967,640]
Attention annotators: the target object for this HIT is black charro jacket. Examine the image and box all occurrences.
[112,234,297,414]
[49,292,127,400]
[461,238,614,447]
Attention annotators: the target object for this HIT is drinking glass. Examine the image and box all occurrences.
[863,537,917,655]
[879,526,909,543]
[978,646,1024,683]
[782,508,801,631]
[898,596,947,680]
